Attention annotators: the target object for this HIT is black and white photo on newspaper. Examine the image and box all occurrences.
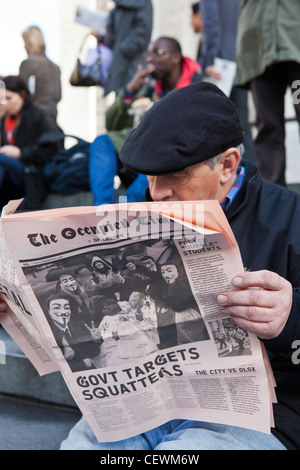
[21,236,212,373]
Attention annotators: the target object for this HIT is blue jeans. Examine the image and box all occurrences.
[89,134,149,205]
[61,416,286,450]
[0,153,25,209]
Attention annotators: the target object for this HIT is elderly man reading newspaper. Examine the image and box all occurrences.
[63,82,299,450]
[1,82,299,450]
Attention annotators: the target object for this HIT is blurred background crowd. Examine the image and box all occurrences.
[1,0,202,144]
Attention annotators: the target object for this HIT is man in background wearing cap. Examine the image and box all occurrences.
[59,81,300,450]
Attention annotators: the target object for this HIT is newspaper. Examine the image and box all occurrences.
[0,199,276,442]
[204,58,237,97]
[75,5,109,35]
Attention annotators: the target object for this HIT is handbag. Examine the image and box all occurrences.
[70,34,113,87]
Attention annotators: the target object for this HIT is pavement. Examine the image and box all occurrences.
[0,394,81,450]
[0,328,81,451]
[287,183,300,194]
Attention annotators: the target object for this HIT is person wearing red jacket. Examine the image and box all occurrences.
[89,36,202,206]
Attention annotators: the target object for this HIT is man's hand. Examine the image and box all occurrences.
[217,270,293,340]
[85,321,103,342]
[63,345,75,360]
[126,64,155,95]
[205,65,222,80]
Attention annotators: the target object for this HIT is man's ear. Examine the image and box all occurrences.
[219,148,241,184]
[172,51,182,66]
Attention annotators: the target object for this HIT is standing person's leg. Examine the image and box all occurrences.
[89,134,118,205]
[230,87,255,164]
[287,61,300,128]
[251,64,287,186]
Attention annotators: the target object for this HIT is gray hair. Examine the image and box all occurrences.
[205,144,244,169]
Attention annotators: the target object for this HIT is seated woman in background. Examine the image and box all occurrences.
[0,75,61,211]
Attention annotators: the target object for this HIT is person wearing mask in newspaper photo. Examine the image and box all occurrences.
[45,293,101,373]
[90,256,125,289]
[139,255,161,284]
[140,255,157,273]
[121,252,177,350]
[148,251,209,347]
[88,256,127,318]
[57,81,299,450]
[118,259,149,301]
[45,264,112,330]
[72,264,95,292]
[160,261,209,347]
[46,269,94,326]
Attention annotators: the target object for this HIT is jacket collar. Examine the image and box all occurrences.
[225,160,262,220]
[154,56,201,97]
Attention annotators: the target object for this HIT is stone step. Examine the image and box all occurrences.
[41,191,94,209]
[0,328,76,407]
[0,394,81,450]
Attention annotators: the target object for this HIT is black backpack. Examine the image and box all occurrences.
[43,135,91,195]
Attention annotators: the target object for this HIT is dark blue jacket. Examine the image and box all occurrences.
[227,160,300,450]
[146,159,300,449]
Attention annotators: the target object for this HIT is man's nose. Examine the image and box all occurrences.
[145,54,154,66]
[149,176,174,201]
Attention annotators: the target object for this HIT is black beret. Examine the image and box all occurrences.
[119,81,244,175]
